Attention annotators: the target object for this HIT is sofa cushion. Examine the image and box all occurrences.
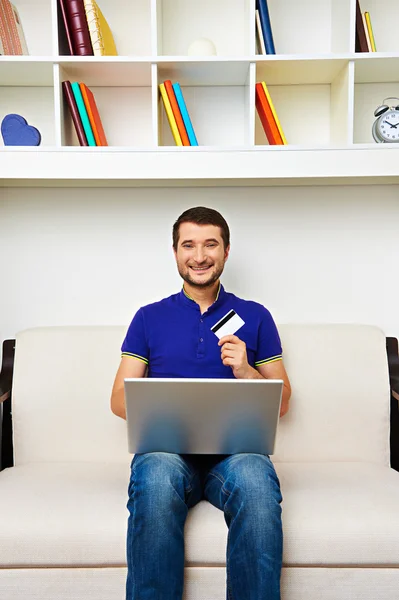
[0,462,398,568]
[11,324,390,466]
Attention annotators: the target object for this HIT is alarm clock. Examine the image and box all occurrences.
[372,97,399,143]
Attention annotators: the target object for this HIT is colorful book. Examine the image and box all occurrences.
[71,82,96,145]
[83,0,117,56]
[60,0,93,55]
[172,83,198,146]
[361,12,372,52]
[255,83,283,145]
[0,0,28,55]
[355,0,368,53]
[364,12,376,52]
[159,83,182,146]
[164,80,190,146]
[58,0,74,54]
[261,81,287,145]
[256,0,275,54]
[62,80,88,146]
[80,83,108,145]
[255,9,266,56]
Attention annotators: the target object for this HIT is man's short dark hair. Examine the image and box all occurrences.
[173,207,230,251]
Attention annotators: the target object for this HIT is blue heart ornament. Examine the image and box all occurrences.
[1,114,41,146]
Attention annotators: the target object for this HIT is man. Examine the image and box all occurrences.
[111,206,291,600]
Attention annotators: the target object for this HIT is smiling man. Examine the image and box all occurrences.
[111,206,291,600]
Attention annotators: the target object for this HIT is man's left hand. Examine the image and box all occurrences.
[218,335,250,379]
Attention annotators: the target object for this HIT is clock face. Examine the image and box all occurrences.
[378,110,399,142]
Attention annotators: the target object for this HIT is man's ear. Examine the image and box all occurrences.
[224,244,230,261]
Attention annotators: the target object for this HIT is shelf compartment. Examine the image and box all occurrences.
[354,59,399,144]
[154,0,252,57]
[255,59,353,147]
[6,0,54,56]
[0,89,56,148]
[265,0,353,55]
[353,0,398,54]
[56,0,152,57]
[56,62,153,147]
[156,61,252,147]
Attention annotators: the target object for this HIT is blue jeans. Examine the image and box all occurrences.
[126,452,283,600]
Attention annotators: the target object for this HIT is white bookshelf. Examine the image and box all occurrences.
[0,0,399,185]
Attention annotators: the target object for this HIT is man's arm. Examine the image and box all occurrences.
[219,334,291,417]
[110,356,147,420]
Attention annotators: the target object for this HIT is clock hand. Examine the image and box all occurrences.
[383,120,396,128]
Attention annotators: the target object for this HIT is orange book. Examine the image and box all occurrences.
[255,83,283,145]
[79,83,108,146]
[164,80,190,146]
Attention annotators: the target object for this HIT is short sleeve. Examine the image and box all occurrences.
[121,308,149,366]
[254,306,283,367]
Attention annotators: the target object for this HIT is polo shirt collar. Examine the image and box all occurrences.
[180,282,226,311]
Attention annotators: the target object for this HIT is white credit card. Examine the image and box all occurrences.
[211,309,245,340]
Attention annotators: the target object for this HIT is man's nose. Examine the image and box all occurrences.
[194,247,206,263]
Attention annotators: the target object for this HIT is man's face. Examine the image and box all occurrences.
[174,222,230,289]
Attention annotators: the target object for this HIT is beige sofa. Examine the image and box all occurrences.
[0,324,399,600]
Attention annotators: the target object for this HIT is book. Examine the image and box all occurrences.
[58,0,74,54]
[261,81,287,145]
[255,9,266,56]
[83,0,117,56]
[62,81,88,146]
[355,0,368,53]
[361,12,372,52]
[80,83,108,146]
[60,0,93,55]
[164,80,190,146]
[159,83,182,146]
[71,82,96,145]
[256,0,275,54]
[255,83,283,145]
[172,82,198,146]
[364,12,376,52]
[0,0,28,55]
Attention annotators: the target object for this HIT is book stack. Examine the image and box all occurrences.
[159,80,198,146]
[355,1,376,52]
[59,0,117,56]
[255,0,275,55]
[62,81,108,146]
[0,0,28,55]
[255,82,287,145]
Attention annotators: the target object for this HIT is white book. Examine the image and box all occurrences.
[255,9,266,56]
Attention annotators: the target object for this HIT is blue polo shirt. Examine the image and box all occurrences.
[121,284,282,378]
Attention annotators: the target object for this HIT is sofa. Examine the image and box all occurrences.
[0,324,399,600]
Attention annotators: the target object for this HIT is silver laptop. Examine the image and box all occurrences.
[124,378,283,455]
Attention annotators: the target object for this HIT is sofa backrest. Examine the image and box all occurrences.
[11,324,391,466]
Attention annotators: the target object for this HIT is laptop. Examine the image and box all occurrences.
[124,378,283,455]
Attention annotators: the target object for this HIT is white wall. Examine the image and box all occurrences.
[0,184,398,353]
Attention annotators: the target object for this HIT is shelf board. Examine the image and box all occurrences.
[1,146,399,187]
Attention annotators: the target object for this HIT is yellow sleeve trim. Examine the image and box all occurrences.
[121,352,149,365]
[255,355,283,367]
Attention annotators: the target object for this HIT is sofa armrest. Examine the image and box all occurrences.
[387,337,399,472]
[0,340,15,471]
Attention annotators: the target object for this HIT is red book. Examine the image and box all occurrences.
[355,0,368,53]
[60,0,93,56]
[58,0,74,54]
[62,80,88,146]
[164,80,190,146]
[80,83,108,146]
[255,83,283,145]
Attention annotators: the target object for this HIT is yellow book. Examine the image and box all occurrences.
[261,81,287,145]
[159,83,183,146]
[364,12,376,52]
[83,0,117,56]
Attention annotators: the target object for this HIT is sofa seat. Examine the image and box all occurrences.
[1,461,398,569]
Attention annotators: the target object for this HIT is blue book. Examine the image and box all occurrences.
[71,82,96,146]
[172,82,198,146]
[256,0,275,55]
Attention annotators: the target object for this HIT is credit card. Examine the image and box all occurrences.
[211,309,245,339]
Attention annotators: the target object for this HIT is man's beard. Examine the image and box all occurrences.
[178,262,225,289]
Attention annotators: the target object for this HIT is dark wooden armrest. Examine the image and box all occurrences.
[1,340,16,471]
[387,337,399,472]
[0,340,15,401]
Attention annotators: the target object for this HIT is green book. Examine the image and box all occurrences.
[71,82,96,146]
